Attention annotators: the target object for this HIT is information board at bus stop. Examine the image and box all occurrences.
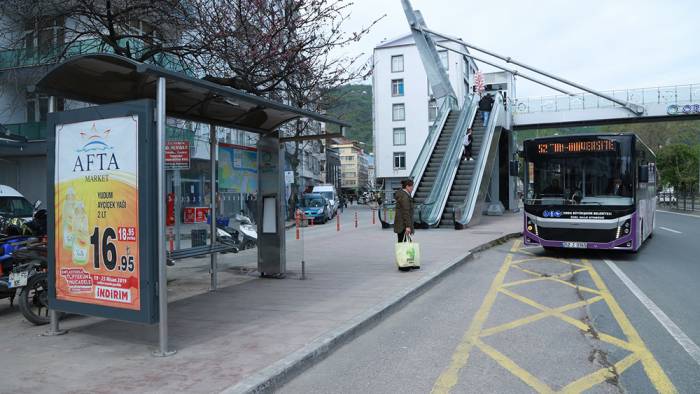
[48,100,158,324]
[165,140,190,170]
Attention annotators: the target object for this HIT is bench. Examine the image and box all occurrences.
[166,244,238,266]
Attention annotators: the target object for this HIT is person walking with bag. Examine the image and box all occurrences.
[394,179,420,271]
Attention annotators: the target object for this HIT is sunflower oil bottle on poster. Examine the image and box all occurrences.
[71,200,89,265]
[62,187,76,251]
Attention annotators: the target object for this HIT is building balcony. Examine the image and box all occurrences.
[0,38,190,73]
[1,121,194,142]
[2,121,47,140]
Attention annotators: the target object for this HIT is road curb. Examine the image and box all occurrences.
[221,231,522,394]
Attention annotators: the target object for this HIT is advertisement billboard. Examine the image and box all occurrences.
[48,100,157,324]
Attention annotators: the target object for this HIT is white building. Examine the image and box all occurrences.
[372,33,477,191]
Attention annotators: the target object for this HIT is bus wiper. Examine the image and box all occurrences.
[579,201,602,205]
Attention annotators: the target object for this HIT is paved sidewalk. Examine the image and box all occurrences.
[2,206,520,393]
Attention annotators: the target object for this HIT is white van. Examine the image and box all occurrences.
[312,184,338,217]
[0,185,36,222]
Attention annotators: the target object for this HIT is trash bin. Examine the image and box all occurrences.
[191,229,208,247]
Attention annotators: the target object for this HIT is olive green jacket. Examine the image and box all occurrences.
[393,189,415,234]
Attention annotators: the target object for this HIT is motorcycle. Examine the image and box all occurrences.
[1,208,51,325]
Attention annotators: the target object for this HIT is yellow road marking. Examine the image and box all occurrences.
[583,259,676,393]
[431,242,675,394]
[502,276,551,288]
[480,296,603,338]
[475,338,554,394]
[430,241,520,394]
[560,353,640,393]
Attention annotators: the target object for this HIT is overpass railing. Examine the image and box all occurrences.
[514,83,700,114]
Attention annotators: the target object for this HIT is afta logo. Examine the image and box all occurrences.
[72,123,120,172]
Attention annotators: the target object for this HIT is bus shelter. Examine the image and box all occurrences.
[32,53,348,356]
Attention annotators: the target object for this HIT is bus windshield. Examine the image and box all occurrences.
[525,146,634,206]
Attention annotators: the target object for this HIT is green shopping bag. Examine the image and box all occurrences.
[395,235,421,269]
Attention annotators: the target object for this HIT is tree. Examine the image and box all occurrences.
[0,0,198,63]
[188,0,381,215]
[0,0,200,119]
[657,144,700,192]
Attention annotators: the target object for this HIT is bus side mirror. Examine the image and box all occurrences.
[638,165,649,183]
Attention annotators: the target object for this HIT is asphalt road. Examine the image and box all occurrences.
[280,210,700,393]
[580,210,700,393]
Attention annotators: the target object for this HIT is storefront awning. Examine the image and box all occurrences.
[30,53,350,134]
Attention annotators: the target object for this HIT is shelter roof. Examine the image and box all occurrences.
[30,54,350,134]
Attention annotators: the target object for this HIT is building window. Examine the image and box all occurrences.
[393,128,406,146]
[391,55,404,72]
[392,103,405,121]
[428,100,438,122]
[391,79,404,96]
[23,16,65,59]
[393,152,406,170]
[438,50,448,70]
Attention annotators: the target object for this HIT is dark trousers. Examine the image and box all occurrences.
[397,233,409,243]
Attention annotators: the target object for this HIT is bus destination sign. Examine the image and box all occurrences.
[537,139,617,155]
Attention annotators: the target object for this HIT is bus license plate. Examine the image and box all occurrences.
[8,271,28,288]
[563,242,587,249]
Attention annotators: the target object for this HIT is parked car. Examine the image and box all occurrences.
[312,184,338,218]
[299,193,330,224]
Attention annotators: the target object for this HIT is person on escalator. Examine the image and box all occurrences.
[462,127,473,161]
[479,93,494,124]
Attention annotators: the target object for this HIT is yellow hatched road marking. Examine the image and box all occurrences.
[560,353,640,393]
[475,338,554,394]
[583,259,676,393]
[480,296,603,338]
[431,241,676,394]
[430,241,520,394]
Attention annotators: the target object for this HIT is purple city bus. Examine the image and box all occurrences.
[522,134,656,252]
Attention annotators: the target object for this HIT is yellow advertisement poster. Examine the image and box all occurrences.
[54,116,140,310]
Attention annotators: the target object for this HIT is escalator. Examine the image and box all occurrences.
[438,111,485,227]
[412,110,461,208]
[451,94,506,228]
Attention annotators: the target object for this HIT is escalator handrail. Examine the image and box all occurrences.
[419,93,479,226]
[454,94,505,225]
[410,96,457,195]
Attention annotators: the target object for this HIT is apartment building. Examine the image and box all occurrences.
[332,138,369,196]
[372,33,477,191]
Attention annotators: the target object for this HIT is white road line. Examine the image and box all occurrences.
[604,259,700,367]
[657,210,700,218]
[659,226,682,234]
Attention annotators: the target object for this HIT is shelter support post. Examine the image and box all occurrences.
[209,124,218,291]
[508,131,519,212]
[154,77,175,357]
[257,134,286,278]
[45,95,66,337]
[174,170,181,249]
[485,148,505,216]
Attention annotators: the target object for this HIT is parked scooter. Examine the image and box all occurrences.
[217,212,257,250]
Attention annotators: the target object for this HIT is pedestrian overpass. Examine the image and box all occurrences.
[390,0,700,230]
[513,84,700,127]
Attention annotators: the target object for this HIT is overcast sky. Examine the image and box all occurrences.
[337,0,700,98]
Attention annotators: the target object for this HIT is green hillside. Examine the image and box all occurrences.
[324,84,373,151]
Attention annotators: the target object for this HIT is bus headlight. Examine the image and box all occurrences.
[617,219,631,238]
[526,217,538,236]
